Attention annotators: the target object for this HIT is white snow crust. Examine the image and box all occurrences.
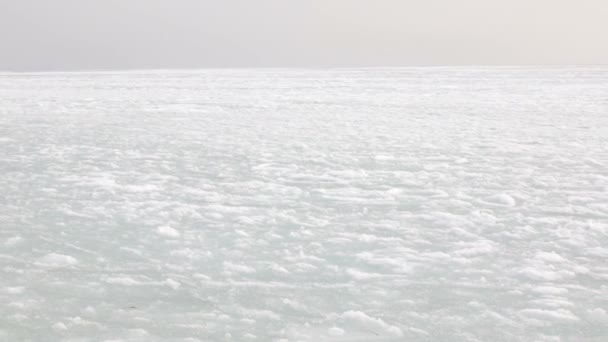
[0,67,607,341]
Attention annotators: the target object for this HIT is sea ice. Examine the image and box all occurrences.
[1,67,607,341]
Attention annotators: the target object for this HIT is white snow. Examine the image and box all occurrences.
[1,67,607,341]
[4,236,23,247]
[340,310,404,337]
[484,193,517,206]
[104,277,141,286]
[165,278,181,290]
[519,308,581,322]
[2,287,25,295]
[36,253,79,268]
[156,225,181,238]
[587,308,608,322]
[328,326,345,336]
[223,262,257,274]
[52,322,68,331]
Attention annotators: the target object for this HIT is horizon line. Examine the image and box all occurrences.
[2,64,608,75]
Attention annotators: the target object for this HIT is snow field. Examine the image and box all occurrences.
[1,67,607,341]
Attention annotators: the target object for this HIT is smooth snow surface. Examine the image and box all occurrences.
[1,68,607,341]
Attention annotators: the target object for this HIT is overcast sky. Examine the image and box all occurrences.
[1,0,607,71]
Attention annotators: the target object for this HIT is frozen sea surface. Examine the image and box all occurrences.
[1,67,607,341]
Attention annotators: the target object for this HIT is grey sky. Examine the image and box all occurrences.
[1,0,607,70]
